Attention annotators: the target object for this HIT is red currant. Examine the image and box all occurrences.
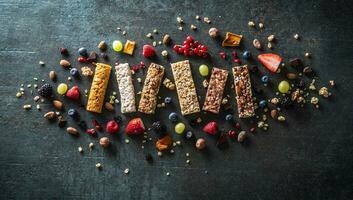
[139,61,145,68]
[235,122,241,129]
[132,65,139,71]
[78,57,87,63]
[173,45,180,52]
[178,47,184,54]
[233,58,241,64]
[200,45,208,52]
[227,130,237,138]
[219,52,226,59]
[186,36,193,42]
[183,49,189,56]
[193,41,200,48]
[232,51,238,57]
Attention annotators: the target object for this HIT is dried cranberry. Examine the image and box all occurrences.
[132,65,139,71]
[227,130,237,137]
[233,58,241,64]
[86,128,97,135]
[78,57,87,63]
[92,119,103,131]
[235,122,241,129]
[219,52,226,59]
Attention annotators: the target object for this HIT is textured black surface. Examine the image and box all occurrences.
[1,0,353,199]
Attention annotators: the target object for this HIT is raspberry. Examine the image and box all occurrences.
[38,83,52,98]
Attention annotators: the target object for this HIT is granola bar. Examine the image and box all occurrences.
[171,60,200,115]
[115,63,136,113]
[232,65,255,118]
[86,63,111,113]
[202,68,228,114]
[138,63,164,114]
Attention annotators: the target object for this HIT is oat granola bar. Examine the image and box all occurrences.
[115,63,136,113]
[171,60,200,115]
[203,68,228,114]
[138,63,165,114]
[232,65,255,118]
[86,63,111,113]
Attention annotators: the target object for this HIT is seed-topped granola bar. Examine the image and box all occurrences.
[232,65,255,118]
[138,63,164,114]
[86,63,111,113]
[171,60,200,115]
[203,67,228,114]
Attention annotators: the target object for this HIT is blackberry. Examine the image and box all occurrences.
[280,96,293,108]
[152,121,166,133]
[38,83,52,98]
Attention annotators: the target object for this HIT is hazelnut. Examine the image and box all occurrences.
[195,138,206,150]
[99,137,110,148]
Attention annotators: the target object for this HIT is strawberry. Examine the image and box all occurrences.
[66,86,80,100]
[106,120,119,134]
[257,53,282,73]
[203,121,218,135]
[142,44,156,58]
[125,118,145,135]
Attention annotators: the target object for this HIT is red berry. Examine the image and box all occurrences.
[184,44,190,49]
[232,51,238,57]
[92,119,103,131]
[203,122,218,135]
[86,128,96,135]
[193,41,200,48]
[250,127,256,133]
[183,49,189,56]
[106,120,119,134]
[66,86,80,100]
[202,52,209,59]
[78,57,87,63]
[142,44,156,58]
[227,130,237,138]
[188,50,194,56]
[200,45,208,52]
[173,45,180,52]
[178,47,184,54]
[132,65,139,71]
[186,36,193,42]
[139,61,145,68]
[183,40,189,46]
[219,52,226,59]
[235,122,241,129]
[233,58,241,64]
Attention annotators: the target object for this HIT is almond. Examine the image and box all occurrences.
[286,72,297,80]
[104,102,114,112]
[270,109,278,119]
[59,59,71,69]
[163,34,171,45]
[52,100,63,110]
[67,127,78,135]
[49,71,57,81]
[44,111,56,120]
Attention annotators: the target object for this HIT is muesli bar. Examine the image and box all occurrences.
[115,63,136,113]
[232,65,255,118]
[171,60,200,115]
[202,68,228,114]
[86,63,111,113]
[138,63,164,114]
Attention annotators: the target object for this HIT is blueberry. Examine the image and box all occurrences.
[78,47,88,57]
[70,68,79,77]
[164,97,172,104]
[68,108,79,119]
[185,131,194,139]
[242,51,251,59]
[168,112,178,123]
[261,75,269,83]
[225,114,233,122]
[259,100,267,108]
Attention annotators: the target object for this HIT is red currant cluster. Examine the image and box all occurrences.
[173,36,209,58]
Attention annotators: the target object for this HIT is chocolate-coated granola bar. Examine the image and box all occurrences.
[138,63,164,114]
[232,65,255,118]
[203,67,228,114]
[86,63,111,113]
[171,60,200,115]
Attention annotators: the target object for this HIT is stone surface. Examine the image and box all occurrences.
[1,0,353,199]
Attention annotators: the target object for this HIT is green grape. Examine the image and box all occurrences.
[199,64,209,77]
[112,40,123,52]
[57,83,68,95]
[175,123,185,134]
[278,80,290,93]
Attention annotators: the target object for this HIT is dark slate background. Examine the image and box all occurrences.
[1,0,353,199]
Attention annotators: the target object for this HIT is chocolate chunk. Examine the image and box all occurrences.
[289,58,303,69]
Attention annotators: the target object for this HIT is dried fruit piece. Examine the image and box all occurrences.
[257,53,282,73]
[156,135,172,151]
[222,32,242,47]
[123,40,136,55]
